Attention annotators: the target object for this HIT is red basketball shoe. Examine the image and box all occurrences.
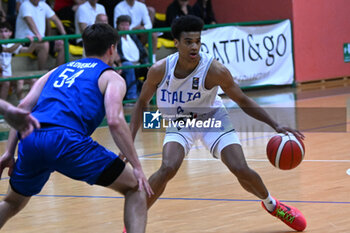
[262,197,307,231]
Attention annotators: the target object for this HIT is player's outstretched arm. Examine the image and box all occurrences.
[129,59,166,140]
[208,60,304,139]
[100,70,153,196]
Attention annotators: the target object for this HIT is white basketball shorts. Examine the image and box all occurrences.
[163,108,241,158]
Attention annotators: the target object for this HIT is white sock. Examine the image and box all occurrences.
[262,193,276,212]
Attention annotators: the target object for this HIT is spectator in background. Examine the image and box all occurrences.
[113,0,151,29]
[165,0,194,39]
[192,0,216,24]
[166,0,193,27]
[114,0,157,62]
[54,0,85,22]
[0,22,35,100]
[116,15,148,101]
[98,0,121,27]
[54,0,85,34]
[16,1,51,35]
[95,13,108,24]
[138,0,155,25]
[16,0,47,13]
[75,0,106,44]
[15,0,67,70]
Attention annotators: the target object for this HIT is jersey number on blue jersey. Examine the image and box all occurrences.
[54,68,84,88]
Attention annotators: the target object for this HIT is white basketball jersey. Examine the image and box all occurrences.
[157,52,224,117]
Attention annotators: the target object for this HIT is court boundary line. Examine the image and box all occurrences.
[0,193,348,204]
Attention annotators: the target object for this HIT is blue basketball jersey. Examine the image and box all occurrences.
[32,58,113,136]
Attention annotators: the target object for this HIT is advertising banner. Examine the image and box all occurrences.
[201,20,294,88]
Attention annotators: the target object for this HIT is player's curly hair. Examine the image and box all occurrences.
[171,15,204,40]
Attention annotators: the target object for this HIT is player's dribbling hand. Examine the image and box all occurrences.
[132,167,154,197]
[275,125,305,140]
[0,151,15,179]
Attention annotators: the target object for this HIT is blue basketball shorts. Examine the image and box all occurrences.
[10,126,123,196]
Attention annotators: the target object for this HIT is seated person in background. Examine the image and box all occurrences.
[54,0,85,22]
[54,0,85,35]
[75,0,106,45]
[0,22,35,100]
[192,0,216,24]
[16,0,54,36]
[165,0,194,39]
[15,0,47,12]
[98,0,121,27]
[116,15,148,100]
[114,0,157,62]
[138,0,155,25]
[95,13,108,24]
[15,0,67,70]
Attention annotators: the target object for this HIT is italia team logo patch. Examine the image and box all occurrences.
[143,110,162,129]
[192,77,199,90]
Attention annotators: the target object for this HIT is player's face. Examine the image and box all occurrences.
[107,43,117,66]
[175,31,201,62]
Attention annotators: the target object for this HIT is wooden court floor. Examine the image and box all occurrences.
[0,85,349,233]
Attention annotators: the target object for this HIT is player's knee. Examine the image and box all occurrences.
[230,165,252,179]
[159,163,179,180]
[2,198,24,215]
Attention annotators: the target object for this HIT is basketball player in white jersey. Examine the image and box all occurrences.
[129,15,307,231]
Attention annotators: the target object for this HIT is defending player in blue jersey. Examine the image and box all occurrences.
[0,23,153,233]
[128,15,306,232]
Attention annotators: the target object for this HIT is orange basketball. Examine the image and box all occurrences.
[266,133,305,170]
